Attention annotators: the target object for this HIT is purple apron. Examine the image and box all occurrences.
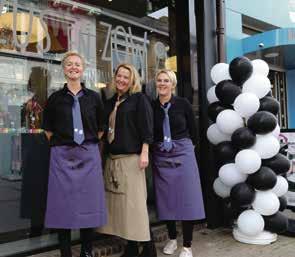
[45,142,107,229]
[152,138,205,220]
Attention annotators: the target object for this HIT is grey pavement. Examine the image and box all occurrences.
[29,227,295,257]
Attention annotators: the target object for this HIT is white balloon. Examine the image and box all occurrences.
[272,176,288,197]
[237,210,265,236]
[218,163,248,187]
[207,86,219,104]
[242,75,271,99]
[252,190,280,216]
[216,110,244,135]
[213,177,232,198]
[210,63,231,84]
[252,59,269,77]
[207,123,231,145]
[250,134,280,159]
[271,124,281,138]
[233,93,260,118]
[235,149,261,174]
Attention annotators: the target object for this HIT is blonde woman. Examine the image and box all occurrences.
[152,69,205,257]
[98,64,156,257]
[42,51,107,257]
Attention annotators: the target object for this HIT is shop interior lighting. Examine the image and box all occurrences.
[1,6,8,14]
[0,12,47,43]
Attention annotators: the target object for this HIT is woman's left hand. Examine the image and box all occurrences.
[139,151,149,170]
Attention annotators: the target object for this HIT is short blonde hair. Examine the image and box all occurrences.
[155,69,177,93]
[111,64,142,94]
[61,51,85,68]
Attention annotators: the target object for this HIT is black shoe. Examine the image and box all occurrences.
[120,241,139,257]
[60,247,72,257]
[138,241,157,257]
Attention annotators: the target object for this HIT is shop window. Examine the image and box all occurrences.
[0,0,172,255]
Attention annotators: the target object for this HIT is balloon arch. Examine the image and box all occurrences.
[207,57,290,244]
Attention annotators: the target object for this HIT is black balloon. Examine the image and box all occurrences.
[247,166,277,190]
[279,196,287,212]
[208,102,232,122]
[223,198,248,222]
[259,96,280,116]
[230,182,255,207]
[247,111,277,134]
[229,56,253,86]
[264,212,288,233]
[215,80,241,105]
[262,153,291,175]
[266,90,273,97]
[231,127,256,149]
[214,141,238,166]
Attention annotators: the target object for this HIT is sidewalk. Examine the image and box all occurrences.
[29,210,295,257]
[29,227,295,257]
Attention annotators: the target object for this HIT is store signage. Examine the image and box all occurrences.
[0,0,168,66]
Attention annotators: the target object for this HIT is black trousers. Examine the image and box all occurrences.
[166,220,194,248]
[57,228,93,256]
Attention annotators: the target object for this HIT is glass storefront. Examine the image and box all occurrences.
[225,0,295,129]
[0,0,176,255]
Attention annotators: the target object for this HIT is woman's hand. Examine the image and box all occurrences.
[139,150,149,169]
[139,143,149,169]
[44,131,53,141]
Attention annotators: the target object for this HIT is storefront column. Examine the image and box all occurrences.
[195,0,224,228]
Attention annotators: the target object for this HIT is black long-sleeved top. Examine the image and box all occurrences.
[42,84,104,146]
[105,92,153,155]
[153,95,198,145]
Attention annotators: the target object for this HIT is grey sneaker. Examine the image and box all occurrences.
[179,247,193,257]
[163,239,177,255]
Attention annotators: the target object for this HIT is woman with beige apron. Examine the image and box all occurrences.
[98,63,156,257]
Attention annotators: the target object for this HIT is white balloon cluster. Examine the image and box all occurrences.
[208,57,289,238]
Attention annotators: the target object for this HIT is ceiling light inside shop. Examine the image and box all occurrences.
[1,6,8,14]
[0,12,47,43]
[95,82,107,88]
[264,52,279,58]
[165,56,177,72]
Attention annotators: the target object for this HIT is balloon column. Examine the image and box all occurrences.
[208,57,290,244]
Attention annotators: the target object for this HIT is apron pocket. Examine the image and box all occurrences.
[104,158,126,194]
[155,158,182,168]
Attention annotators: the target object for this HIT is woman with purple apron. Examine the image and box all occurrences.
[152,69,205,257]
[42,51,107,257]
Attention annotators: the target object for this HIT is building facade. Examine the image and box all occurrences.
[225,0,295,129]
[0,0,213,255]
[5,0,292,256]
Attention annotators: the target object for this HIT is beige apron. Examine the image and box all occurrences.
[97,154,150,241]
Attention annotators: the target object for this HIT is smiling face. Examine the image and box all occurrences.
[156,72,174,98]
[63,55,84,81]
[115,67,131,95]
